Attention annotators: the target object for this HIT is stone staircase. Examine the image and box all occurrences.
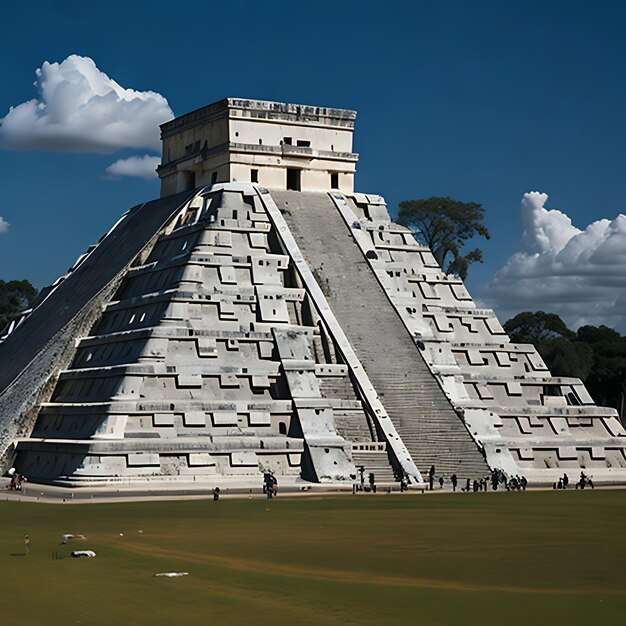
[273,190,489,480]
[319,376,359,401]
[333,409,373,442]
[352,445,397,484]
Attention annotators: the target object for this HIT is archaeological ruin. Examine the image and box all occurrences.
[1,97,625,488]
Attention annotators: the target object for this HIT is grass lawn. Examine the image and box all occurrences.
[0,490,624,625]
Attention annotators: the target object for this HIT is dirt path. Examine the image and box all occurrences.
[114,539,625,597]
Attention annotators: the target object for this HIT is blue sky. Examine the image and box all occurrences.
[2,0,626,330]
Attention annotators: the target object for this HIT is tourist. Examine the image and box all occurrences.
[576,472,594,489]
[563,473,569,489]
[369,472,376,494]
[439,476,444,489]
[428,465,435,491]
[465,478,470,492]
[264,472,274,498]
[451,474,457,492]
[521,476,527,490]
[24,535,30,557]
[490,471,498,491]
[213,487,220,501]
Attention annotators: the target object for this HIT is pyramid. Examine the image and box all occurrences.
[1,98,624,488]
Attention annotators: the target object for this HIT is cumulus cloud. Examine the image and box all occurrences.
[105,154,160,179]
[482,191,626,332]
[0,55,173,153]
[0,217,9,233]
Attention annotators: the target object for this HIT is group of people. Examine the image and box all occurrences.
[426,467,601,492]
[456,476,494,492]
[555,473,570,490]
[426,466,529,492]
[352,466,378,493]
[488,469,528,491]
[263,471,278,498]
[575,472,594,489]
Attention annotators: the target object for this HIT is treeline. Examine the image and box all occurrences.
[0,279,38,327]
[504,311,626,419]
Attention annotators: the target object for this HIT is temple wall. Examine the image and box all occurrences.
[331,191,626,482]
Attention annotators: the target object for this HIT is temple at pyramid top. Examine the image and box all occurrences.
[157,98,359,197]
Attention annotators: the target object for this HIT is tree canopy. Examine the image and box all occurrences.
[503,311,575,345]
[0,279,38,327]
[576,325,626,414]
[397,196,490,280]
[504,312,626,421]
[538,338,594,382]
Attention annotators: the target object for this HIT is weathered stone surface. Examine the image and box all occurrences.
[332,191,626,483]
[0,191,193,473]
[2,97,624,488]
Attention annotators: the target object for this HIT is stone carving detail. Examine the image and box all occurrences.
[13,186,384,485]
[4,95,625,487]
[334,192,626,482]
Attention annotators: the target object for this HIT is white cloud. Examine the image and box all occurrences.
[482,191,626,332]
[0,55,173,153]
[0,217,9,233]
[519,192,581,254]
[105,154,160,179]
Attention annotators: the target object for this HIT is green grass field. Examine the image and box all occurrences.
[1,490,624,625]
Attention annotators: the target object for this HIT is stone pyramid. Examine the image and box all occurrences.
[1,98,624,488]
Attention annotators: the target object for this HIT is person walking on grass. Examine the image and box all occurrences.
[24,535,30,557]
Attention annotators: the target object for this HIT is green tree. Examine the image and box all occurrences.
[397,196,490,279]
[577,324,622,349]
[504,313,626,421]
[503,311,575,345]
[0,279,38,327]
[576,325,626,417]
[539,338,594,381]
[504,312,592,379]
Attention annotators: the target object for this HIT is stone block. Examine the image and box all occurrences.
[127,452,160,466]
[154,413,175,426]
[183,411,206,426]
[212,411,238,426]
[189,453,215,466]
[230,451,258,466]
